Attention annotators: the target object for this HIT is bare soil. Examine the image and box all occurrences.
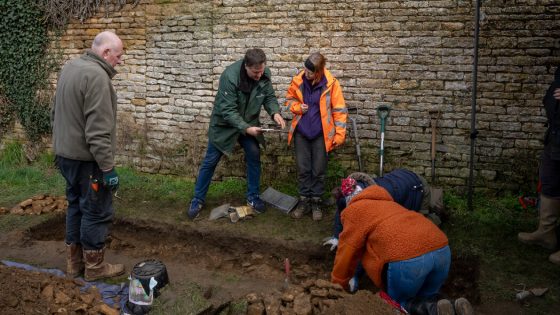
[0,263,119,315]
[0,212,510,314]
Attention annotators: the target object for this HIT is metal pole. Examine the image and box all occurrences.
[379,117,385,176]
[377,105,390,177]
[350,117,363,172]
[468,0,481,212]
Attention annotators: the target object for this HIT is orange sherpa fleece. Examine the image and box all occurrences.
[331,185,448,290]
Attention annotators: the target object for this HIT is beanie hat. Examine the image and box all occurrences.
[347,172,376,186]
[341,172,378,204]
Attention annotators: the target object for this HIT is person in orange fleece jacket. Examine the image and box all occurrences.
[331,184,473,315]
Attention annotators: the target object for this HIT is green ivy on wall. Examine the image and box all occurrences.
[0,0,137,141]
[0,0,58,141]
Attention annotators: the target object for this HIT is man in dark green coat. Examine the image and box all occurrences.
[187,48,286,219]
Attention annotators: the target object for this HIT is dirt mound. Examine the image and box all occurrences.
[0,264,119,315]
[245,279,397,315]
[324,290,398,315]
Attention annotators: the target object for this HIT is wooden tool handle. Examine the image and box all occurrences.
[431,118,436,160]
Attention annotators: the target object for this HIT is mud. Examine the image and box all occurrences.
[2,214,482,314]
[0,264,119,315]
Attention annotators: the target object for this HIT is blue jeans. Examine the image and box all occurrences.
[56,156,114,250]
[387,245,451,309]
[193,135,261,202]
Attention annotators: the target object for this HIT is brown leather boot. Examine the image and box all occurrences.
[518,195,560,250]
[83,247,125,282]
[66,243,84,278]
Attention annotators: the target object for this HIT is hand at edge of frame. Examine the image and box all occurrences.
[322,236,339,251]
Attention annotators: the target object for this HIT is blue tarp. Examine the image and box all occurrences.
[1,260,129,309]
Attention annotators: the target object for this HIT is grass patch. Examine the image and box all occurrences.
[443,192,559,314]
[0,143,64,207]
[0,142,26,168]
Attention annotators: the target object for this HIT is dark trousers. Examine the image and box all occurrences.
[540,144,560,198]
[56,156,114,250]
[294,132,327,198]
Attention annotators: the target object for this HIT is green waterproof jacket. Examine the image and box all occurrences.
[208,59,280,155]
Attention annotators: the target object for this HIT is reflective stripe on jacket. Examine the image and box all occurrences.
[284,69,347,152]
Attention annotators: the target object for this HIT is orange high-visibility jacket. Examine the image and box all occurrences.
[284,69,347,152]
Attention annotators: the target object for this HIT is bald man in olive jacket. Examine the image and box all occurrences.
[52,31,125,281]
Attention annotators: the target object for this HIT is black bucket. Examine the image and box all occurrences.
[131,259,169,298]
[123,259,169,315]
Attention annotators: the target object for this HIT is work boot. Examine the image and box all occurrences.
[518,195,560,250]
[437,299,455,315]
[291,196,310,219]
[66,243,84,278]
[311,197,323,221]
[83,247,125,282]
[453,297,473,315]
[549,250,560,265]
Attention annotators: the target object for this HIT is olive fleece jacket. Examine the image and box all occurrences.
[331,185,448,290]
[51,50,118,171]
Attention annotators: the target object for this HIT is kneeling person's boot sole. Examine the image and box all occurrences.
[84,248,125,282]
[549,250,560,265]
[454,298,473,315]
[437,299,455,315]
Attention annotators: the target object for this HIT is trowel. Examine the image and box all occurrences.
[261,128,287,133]
[208,204,231,220]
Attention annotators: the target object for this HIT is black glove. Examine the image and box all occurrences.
[103,168,119,191]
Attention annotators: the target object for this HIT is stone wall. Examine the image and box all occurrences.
[40,0,560,191]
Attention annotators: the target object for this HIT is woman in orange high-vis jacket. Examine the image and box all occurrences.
[284,52,347,221]
[331,184,475,315]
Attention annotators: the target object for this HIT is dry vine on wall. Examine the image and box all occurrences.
[38,0,141,29]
